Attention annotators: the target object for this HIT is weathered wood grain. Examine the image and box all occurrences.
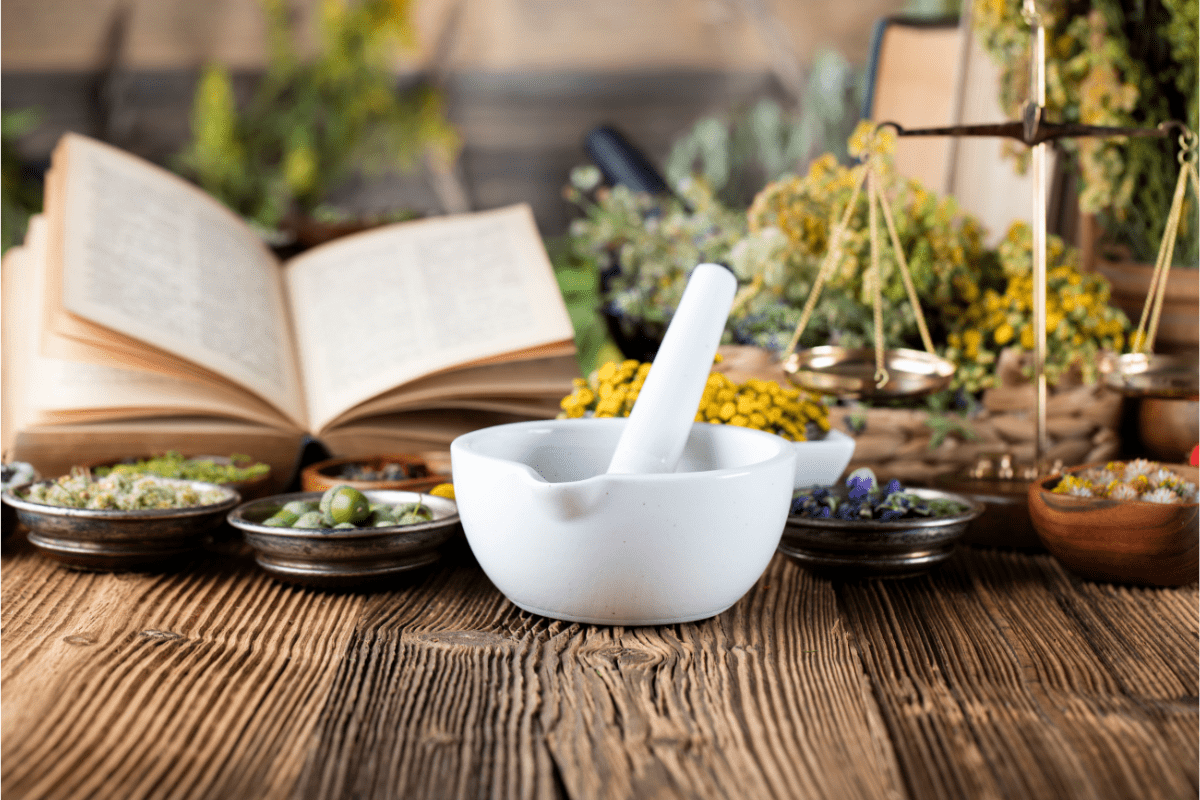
[289,561,561,800]
[836,548,1198,800]
[535,556,908,800]
[2,533,1196,800]
[1,538,366,800]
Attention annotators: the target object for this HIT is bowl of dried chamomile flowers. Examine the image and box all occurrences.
[2,468,240,569]
[1027,459,1198,586]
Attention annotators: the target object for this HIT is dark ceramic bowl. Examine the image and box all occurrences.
[227,489,460,587]
[779,487,985,578]
[2,479,240,569]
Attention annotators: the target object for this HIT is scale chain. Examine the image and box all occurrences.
[875,164,937,356]
[1132,128,1198,355]
[868,166,887,387]
[782,163,868,357]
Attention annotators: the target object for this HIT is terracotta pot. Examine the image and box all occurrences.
[1137,397,1200,463]
[301,454,449,494]
[1093,255,1199,355]
[1027,462,1199,586]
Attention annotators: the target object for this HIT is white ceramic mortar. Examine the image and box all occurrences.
[451,417,796,625]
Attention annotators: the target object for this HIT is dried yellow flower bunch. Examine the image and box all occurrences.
[729,121,1000,353]
[943,221,1130,393]
[559,359,830,441]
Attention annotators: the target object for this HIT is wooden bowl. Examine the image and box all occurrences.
[87,454,273,502]
[301,454,450,494]
[1027,463,1199,586]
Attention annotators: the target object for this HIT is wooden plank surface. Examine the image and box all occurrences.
[2,531,1196,800]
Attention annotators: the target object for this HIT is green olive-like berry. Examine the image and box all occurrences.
[282,500,318,515]
[328,486,371,524]
[293,511,327,529]
[263,510,299,527]
[370,508,395,526]
[332,522,357,529]
[318,485,344,516]
[394,502,433,523]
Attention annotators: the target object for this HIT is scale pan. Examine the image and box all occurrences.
[783,346,956,400]
[1103,353,1199,399]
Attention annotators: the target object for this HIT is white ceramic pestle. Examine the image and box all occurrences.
[606,262,738,475]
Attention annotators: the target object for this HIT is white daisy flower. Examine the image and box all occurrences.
[1122,459,1157,481]
[1085,468,1118,486]
[1149,469,1178,489]
[1108,483,1140,501]
[1142,487,1182,504]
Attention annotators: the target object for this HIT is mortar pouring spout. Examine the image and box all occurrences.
[528,474,613,521]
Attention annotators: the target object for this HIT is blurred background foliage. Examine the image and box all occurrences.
[972,0,1198,266]
[175,0,460,235]
[1,109,42,254]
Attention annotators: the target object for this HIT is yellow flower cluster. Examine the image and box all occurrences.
[695,373,830,440]
[943,222,1130,392]
[558,359,830,441]
[738,120,997,352]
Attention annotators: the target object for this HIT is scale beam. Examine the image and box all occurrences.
[877,112,1187,147]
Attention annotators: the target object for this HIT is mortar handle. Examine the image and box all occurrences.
[606,263,738,475]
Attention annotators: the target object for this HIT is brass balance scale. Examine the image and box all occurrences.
[777,1,1197,545]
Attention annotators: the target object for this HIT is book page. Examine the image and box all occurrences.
[8,216,301,434]
[283,204,575,433]
[324,352,579,429]
[52,134,308,428]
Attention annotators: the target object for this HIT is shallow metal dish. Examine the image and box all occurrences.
[778,487,985,578]
[783,346,956,400]
[1102,352,1199,399]
[227,490,460,588]
[2,479,240,570]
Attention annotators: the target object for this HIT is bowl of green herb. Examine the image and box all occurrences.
[227,486,460,588]
[90,452,273,500]
[780,469,984,578]
[2,470,240,570]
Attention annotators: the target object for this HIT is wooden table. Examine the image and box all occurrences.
[3,530,1196,800]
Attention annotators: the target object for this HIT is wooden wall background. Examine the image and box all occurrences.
[1,0,909,235]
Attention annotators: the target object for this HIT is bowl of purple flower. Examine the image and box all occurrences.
[779,469,985,577]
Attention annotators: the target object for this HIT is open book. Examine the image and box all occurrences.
[2,134,579,489]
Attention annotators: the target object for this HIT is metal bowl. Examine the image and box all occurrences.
[778,488,985,578]
[1102,352,1199,400]
[2,479,241,569]
[227,490,460,587]
[783,346,956,400]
